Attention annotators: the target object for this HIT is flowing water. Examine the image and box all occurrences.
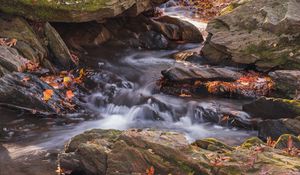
[0,4,257,174]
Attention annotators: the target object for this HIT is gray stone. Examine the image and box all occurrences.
[0,46,27,75]
[202,0,300,70]
[269,70,300,99]
[45,22,76,69]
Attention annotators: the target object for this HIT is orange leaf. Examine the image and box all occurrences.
[66,90,75,100]
[43,89,53,101]
[146,166,155,175]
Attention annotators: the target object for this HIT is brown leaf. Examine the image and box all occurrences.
[287,135,293,151]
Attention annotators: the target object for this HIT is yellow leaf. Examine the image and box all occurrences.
[63,76,72,87]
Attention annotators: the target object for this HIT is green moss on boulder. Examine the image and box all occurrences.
[0,0,166,22]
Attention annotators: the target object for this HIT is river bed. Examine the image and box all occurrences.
[0,4,257,175]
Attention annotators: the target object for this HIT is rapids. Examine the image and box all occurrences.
[0,3,256,174]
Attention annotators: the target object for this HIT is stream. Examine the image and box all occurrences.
[0,4,257,175]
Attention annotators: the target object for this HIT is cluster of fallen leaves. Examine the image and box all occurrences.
[207,135,299,172]
[41,69,85,102]
[178,0,233,21]
[205,72,274,98]
[0,37,17,47]
[1,36,84,112]
[266,136,300,156]
[0,37,42,72]
[208,154,231,167]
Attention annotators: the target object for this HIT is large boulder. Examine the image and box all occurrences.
[161,64,242,82]
[0,14,46,63]
[269,70,300,99]
[258,117,300,140]
[202,0,300,70]
[0,0,167,22]
[58,129,300,175]
[0,14,74,72]
[243,97,300,119]
[58,129,208,175]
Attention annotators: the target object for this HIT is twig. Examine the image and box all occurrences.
[0,103,57,116]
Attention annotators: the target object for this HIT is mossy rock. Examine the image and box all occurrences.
[241,137,264,148]
[193,138,233,151]
[243,97,300,119]
[202,0,300,70]
[0,0,165,22]
[0,14,46,63]
[221,0,253,15]
[59,129,300,175]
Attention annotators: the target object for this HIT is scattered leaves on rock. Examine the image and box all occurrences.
[0,37,17,47]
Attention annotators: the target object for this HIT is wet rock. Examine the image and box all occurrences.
[0,0,167,22]
[202,0,300,70]
[161,64,242,82]
[243,97,300,119]
[58,129,300,175]
[258,117,300,140]
[193,103,256,129]
[269,70,300,99]
[135,105,164,121]
[0,72,81,114]
[0,46,27,75]
[44,23,76,69]
[149,15,203,42]
[138,31,169,49]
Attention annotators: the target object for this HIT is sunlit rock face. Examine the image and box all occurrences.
[202,0,300,70]
[0,0,167,22]
[58,129,300,175]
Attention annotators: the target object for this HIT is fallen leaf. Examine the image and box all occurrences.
[146,166,155,175]
[66,90,75,100]
[266,137,275,147]
[43,89,54,101]
[63,76,72,87]
[6,38,17,47]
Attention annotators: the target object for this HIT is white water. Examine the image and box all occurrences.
[1,3,256,159]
